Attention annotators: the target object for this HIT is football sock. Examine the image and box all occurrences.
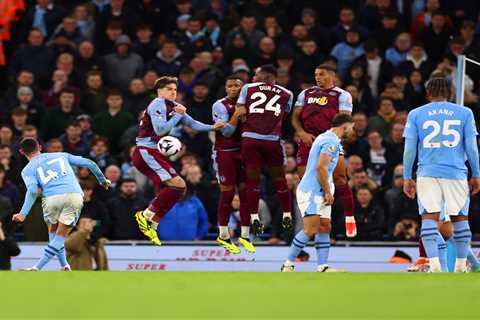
[241,226,250,239]
[467,248,480,271]
[35,235,66,270]
[453,221,471,259]
[336,183,354,217]
[246,177,261,216]
[49,232,68,268]
[418,239,427,258]
[219,226,229,240]
[287,230,310,262]
[149,186,185,222]
[420,219,439,259]
[437,234,447,272]
[238,187,250,227]
[314,233,330,265]
[274,179,291,213]
[218,188,235,226]
[251,214,260,222]
[143,208,156,221]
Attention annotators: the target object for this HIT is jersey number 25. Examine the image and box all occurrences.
[249,92,281,116]
[423,120,461,148]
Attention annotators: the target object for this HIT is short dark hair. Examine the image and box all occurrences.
[332,113,354,127]
[225,74,244,82]
[20,138,39,155]
[107,88,122,97]
[86,70,102,79]
[119,178,137,187]
[316,63,336,73]
[154,76,178,90]
[352,168,366,175]
[60,88,76,97]
[258,64,277,76]
[91,136,110,148]
[426,76,451,99]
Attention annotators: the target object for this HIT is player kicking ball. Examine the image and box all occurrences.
[281,114,354,272]
[13,138,110,271]
[403,77,480,272]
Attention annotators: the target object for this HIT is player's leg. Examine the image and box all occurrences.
[417,177,443,272]
[296,141,309,179]
[267,141,292,231]
[281,215,319,272]
[441,178,471,272]
[437,219,451,272]
[238,182,255,252]
[47,223,70,270]
[333,154,355,237]
[242,138,264,235]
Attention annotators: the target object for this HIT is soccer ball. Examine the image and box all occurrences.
[157,136,182,160]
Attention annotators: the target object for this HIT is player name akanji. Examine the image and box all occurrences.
[428,109,454,116]
[259,85,282,94]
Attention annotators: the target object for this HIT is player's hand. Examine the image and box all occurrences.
[345,216,357,238]
[469,177,480,195]
[102,179,112,190]
[12,213,26,223]
[174,105,187,114]
[297,130,315,146]
[324,192,334,206]
[213,122,226,130]
[235,106,247,116]
[403,179,416,199]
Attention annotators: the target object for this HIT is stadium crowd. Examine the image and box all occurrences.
[0,0,480,249]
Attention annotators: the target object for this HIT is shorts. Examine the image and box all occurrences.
[296,187,335,219]
[296,140,310,167]
[132,146,178,187]
[241,138,284,170]
[417,177,469,216]
[42,193,84,226]
[213,149,244,186]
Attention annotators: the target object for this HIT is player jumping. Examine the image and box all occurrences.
[281,114,354,272]
[235,65,294,236]
[291,63,357,238]
[133,76,225,245]
[13,138,110,271]
[212,75,256,253]
[403,77,480,272]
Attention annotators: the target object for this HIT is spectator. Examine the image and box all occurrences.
[107,179,148,240]
[45,138,63,153]
[294,38,323,83]
[251,36,276,68]
[0,126,14,147]
[88,136,117,171]
[384,122,405,186]
[285,156,297,174]
[385,32,412,67]
[73,4,95,41]
[404,69,427,109]
[367,97,396,138]
[147,40,185,77]
[346,155,364,178]
[132,24,156,63]
[344,63,374,110]
[330,28,365,79]
[365,131,387,187]
[300,8,331,55]
[76,114,94,146]
[76,41,104,85]
[49,15,85,47]
[184,164,217,224]
[418,10,454,65]
[3,70,38,110]
[372,11,402,54]
[41,88,79,141]
[60,122,89,157]
[157,190,209,241]
[103,35,144,92]
[399,42,433,80]
[331,6,369,44]
[92,89,135,154]
[10,108,29,138]
[124,78,150,118]
[354,187,385,240]
[0,166,21,211]
[178,67,196,96]
[10,86,44,128]
[96,20,124,56]
[96,0,138,39]
[410,0,441,37]
[81,70,107,115]
[203,13,224,48]
[65,216,97,270]
[380,82,405,110]
[42,69,79,109]
[0,219,20,270]
[9,29,55,87]
[105,165,122,190]
[20,0,67,40]
[226,14,265,49]
[349,168,378,193]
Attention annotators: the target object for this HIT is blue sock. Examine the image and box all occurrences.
[453,221,471,259]
[287,230,310,262]
[437,234,447,272]
[467,248,480,271]
[314,233,330,265]
[420,219,439,258]
[49,232,68,268]
[446,238,457,272]
[34,235,65,270]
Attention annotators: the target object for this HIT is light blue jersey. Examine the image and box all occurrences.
[20,152,106,215]
[403,101,480,180]
[298,130,342,197]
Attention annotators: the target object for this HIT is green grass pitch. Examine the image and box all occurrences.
[0,272,478,320]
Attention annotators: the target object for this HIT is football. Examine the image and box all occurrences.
[157,136,182,160]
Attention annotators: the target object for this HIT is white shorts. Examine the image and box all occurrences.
[417,177,469,217]
[296,188,333,219]
[41,193,84,226]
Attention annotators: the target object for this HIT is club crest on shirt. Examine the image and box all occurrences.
[327,144,335,152]
[169,168,176,174]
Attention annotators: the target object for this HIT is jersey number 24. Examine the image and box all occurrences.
[423,120,461,148]
[249,92,281,116]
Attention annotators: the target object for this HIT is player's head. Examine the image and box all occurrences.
[225,74,243,99]
[154,76,178,101]
[19,138,41,158]
[253,64,276,83]
[426,76,451,101]
[315,63,336,88]
[331,113,354,141]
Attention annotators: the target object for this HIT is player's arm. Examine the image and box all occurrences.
[317,150,334,205]
[67,154,110,189]
[12,169,39,222]
[181,113,225,132]
[402,112,418,199]
[151,101,184,137]
[338,90,353,115]
[212,101,236,137]
[234,84,248,122]
[464,110,480,194]
[292,90,315,146]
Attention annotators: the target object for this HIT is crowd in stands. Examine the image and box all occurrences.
[0,0,480,247]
